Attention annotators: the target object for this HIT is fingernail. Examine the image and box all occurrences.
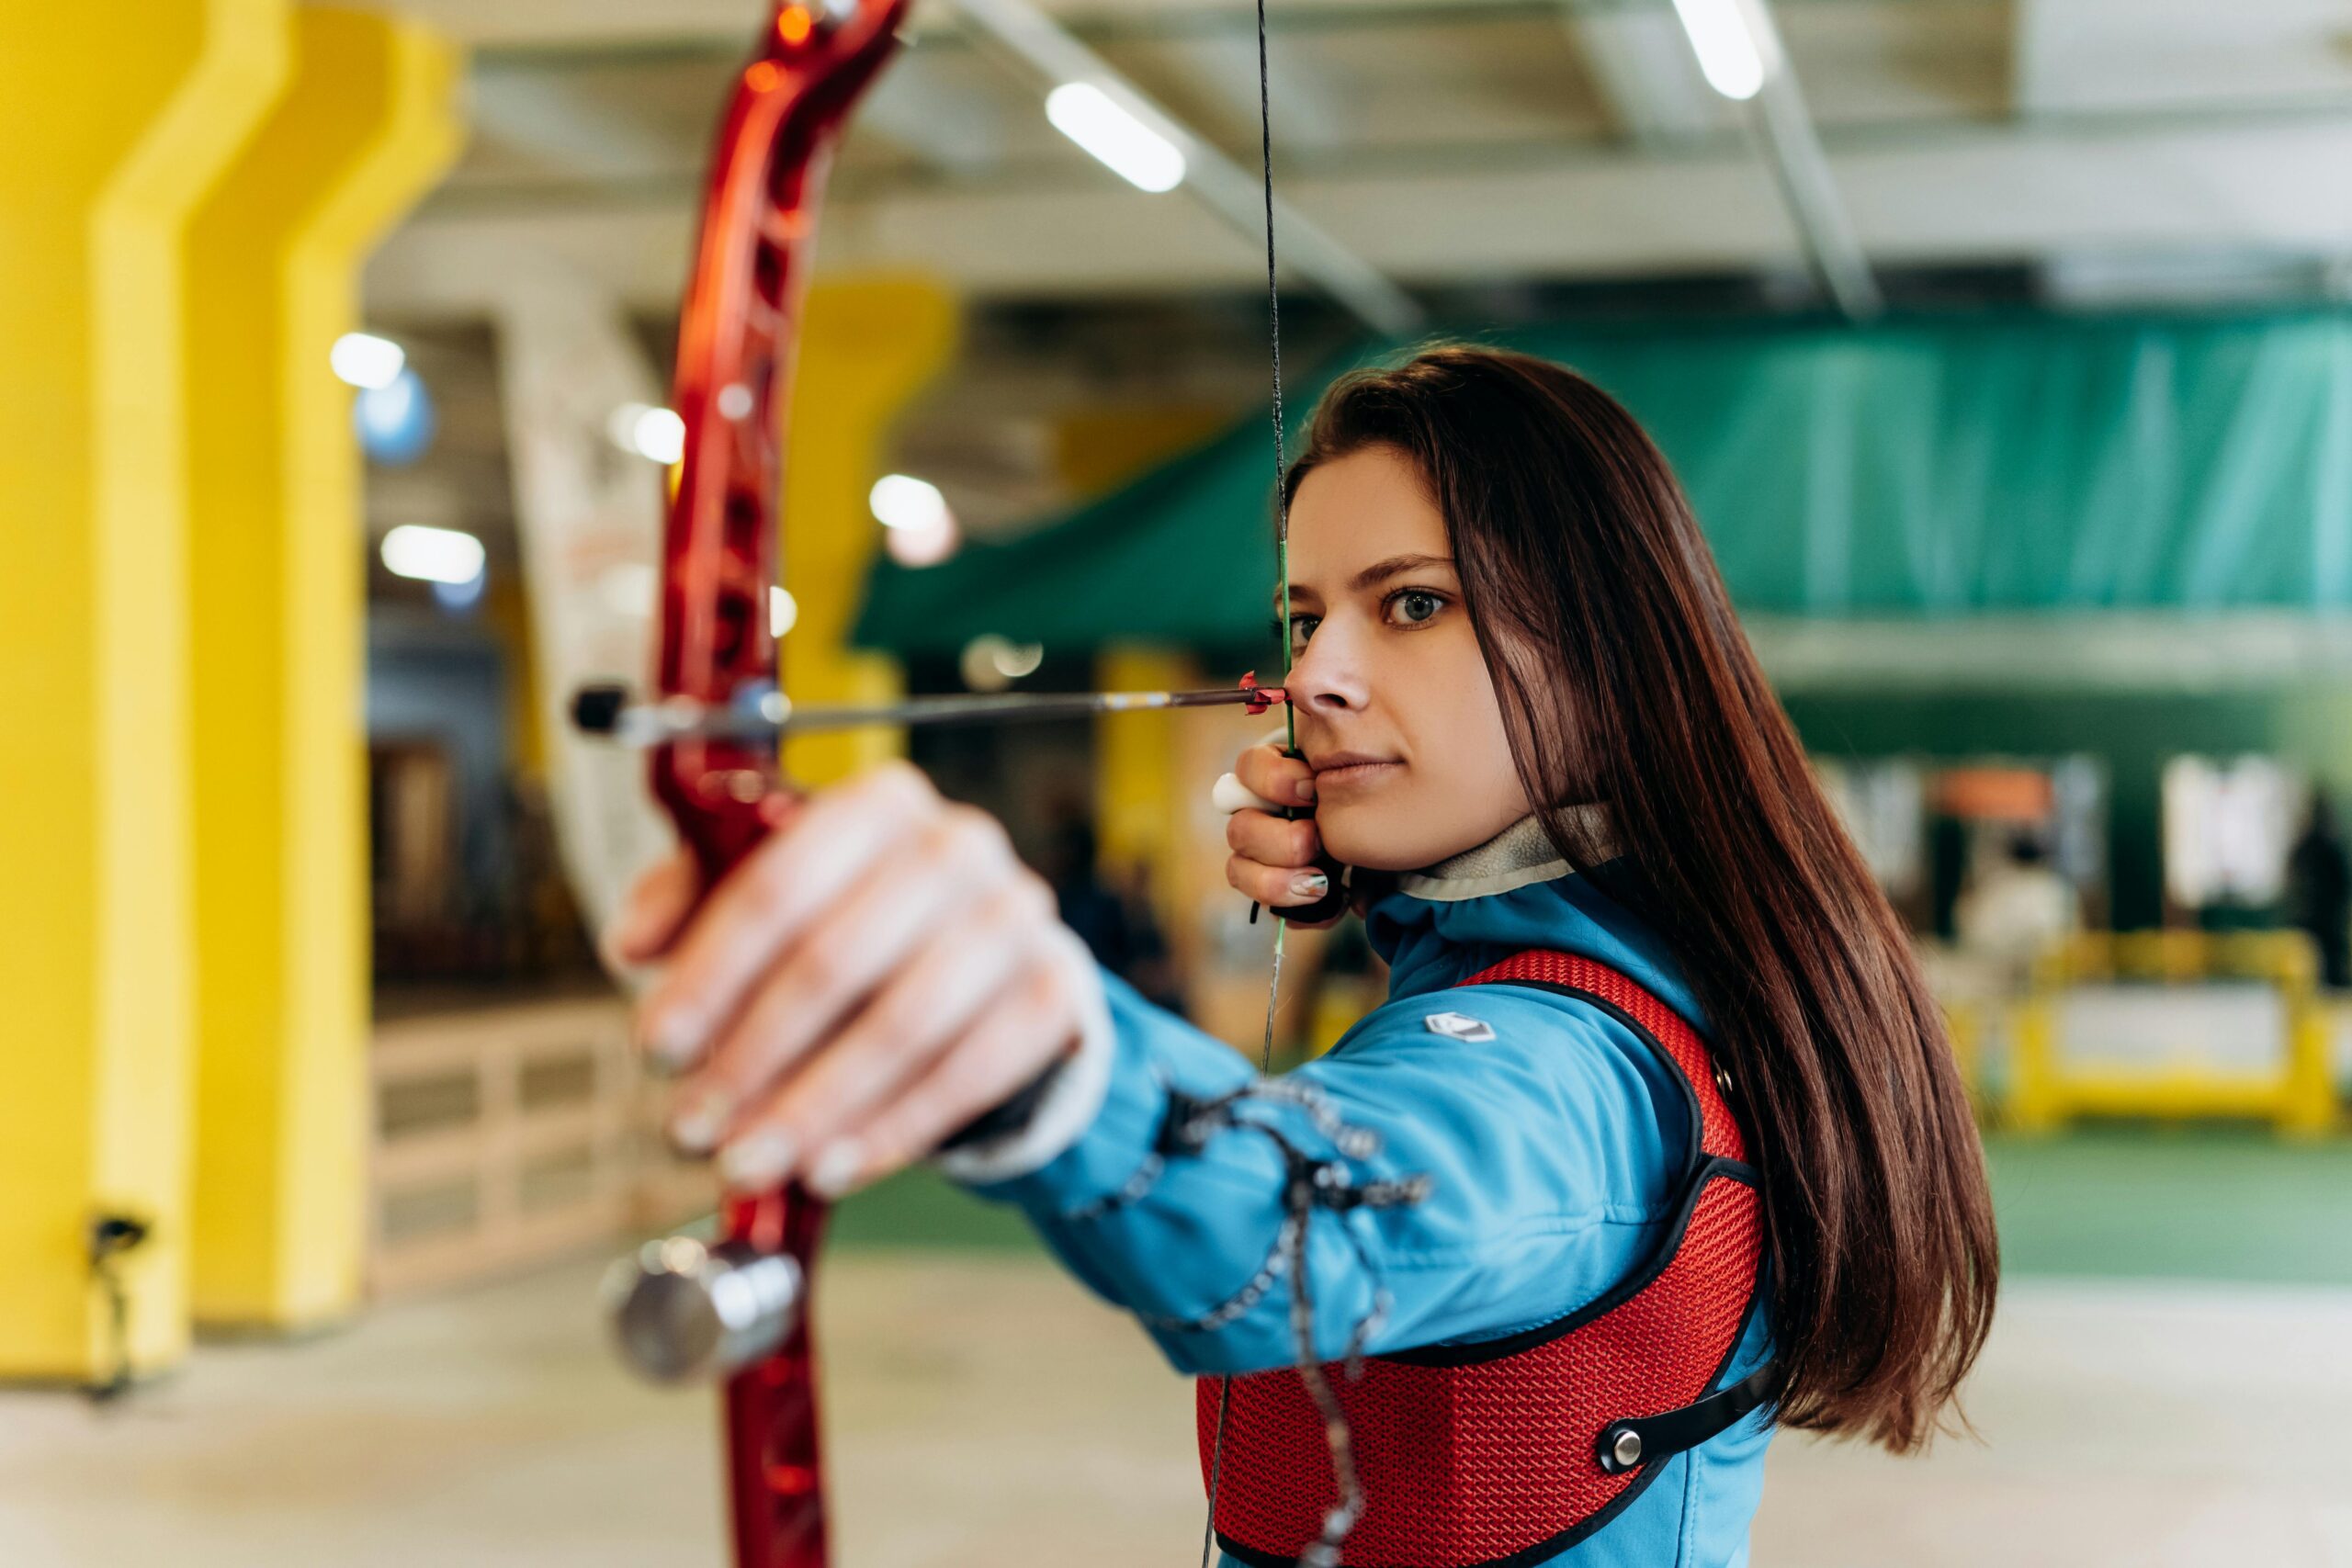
[1294,776,1316,804]
[1289,871,1329,902]
[719,1130,795,1192]
[602,903,654,963]
[639,1012,699,1070]
[806,1140,865,1199]
[668,1094,732,1156]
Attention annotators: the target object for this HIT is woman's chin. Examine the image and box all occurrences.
[1319,808,1441,874]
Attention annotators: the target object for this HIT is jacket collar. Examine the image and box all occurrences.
[1396,808,1612,903]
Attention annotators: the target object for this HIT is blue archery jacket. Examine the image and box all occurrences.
[966,821,1777,1568]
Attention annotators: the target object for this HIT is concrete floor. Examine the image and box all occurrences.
[3,1254,2349,1568]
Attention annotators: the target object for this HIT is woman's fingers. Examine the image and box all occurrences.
[638,761,933,1069]
[804,931,1093,1198]
[1225,743,1327,905]
[1226,851,1331,910]
[1226,804,1320,870]
[667,803,1020,1145]
[711,877,1064,1192]
[619,759,1110,1200]
[602,850,701,967]
[1234,743,1316,808]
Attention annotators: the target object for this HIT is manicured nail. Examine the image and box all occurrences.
[668,1094,732,1156]
[806,1140,865,1199]
[719,1130,795,1192]
[641,1012,700,1070]
[1288,871,1329,902]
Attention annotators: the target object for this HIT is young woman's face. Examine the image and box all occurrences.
[1283,444,1532,872]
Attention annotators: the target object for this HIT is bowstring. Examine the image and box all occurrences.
[1200,0,1297,1562]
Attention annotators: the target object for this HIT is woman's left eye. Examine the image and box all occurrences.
[1385,589,1447,627]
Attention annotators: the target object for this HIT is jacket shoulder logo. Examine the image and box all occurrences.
[1422,1010,1496,1043]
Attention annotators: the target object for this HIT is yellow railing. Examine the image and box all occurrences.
[2008,931,2335,1138]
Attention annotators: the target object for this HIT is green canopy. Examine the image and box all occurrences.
[854,310,2352,658]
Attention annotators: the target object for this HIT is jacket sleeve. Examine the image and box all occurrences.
[957,971,1695,1376]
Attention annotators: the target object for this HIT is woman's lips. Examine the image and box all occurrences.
[1312,754,1403,792]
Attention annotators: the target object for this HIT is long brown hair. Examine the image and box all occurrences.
[1286,344,1996,1451]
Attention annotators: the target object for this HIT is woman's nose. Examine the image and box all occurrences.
[1286,625,1365,716]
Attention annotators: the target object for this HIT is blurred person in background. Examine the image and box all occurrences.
[2286,790,2352,989]
[1954,831,2079,985]
[607,347,1997,1567]
[1040,813,1132,976]
[1039,811,1186,1016]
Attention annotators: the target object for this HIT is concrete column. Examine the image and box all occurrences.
[492,269,677,933]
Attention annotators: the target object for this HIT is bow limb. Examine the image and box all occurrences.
[658,0,911,882]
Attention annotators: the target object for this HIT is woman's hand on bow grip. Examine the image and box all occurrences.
[604,762,1100,1199]
[1222,744,1340,926]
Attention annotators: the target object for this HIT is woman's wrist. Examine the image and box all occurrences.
[933,960,1117,1183]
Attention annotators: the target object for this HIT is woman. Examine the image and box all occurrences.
[610,346,1998,1565]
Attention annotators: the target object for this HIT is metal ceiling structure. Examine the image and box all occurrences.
[369,0,2352,317]
[356,0,2352,608]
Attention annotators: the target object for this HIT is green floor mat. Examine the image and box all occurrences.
[1985,1127,2352,1286]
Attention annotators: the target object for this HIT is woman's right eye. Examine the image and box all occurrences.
[1287,614,1320,650]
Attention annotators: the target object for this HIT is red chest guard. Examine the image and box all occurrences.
[1197,952,1775,1568]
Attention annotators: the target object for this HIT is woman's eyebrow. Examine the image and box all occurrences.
[1350,552,1455,592]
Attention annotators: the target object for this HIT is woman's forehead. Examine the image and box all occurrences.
[1289,448,1447,578]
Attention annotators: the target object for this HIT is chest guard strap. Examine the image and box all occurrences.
[1197,951,1776,1568]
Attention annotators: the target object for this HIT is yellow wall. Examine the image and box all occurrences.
[1052,406,1227,498]
[779,278,959,787]
[1058,408,1232,935]
[0,2,288,1380]
[185,9,461,1330]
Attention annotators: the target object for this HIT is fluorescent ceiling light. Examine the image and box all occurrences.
[331,333,407,390]
[1671,0,1767,101]
[960,634,1045,693]
[607,402,687,466]
[1045,83,1185,195]
[382,525,485,586]
[868,473,949,533]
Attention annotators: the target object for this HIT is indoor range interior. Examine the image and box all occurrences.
[6,1,2352,1565]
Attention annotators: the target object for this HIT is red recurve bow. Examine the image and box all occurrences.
[605,6,911,1567]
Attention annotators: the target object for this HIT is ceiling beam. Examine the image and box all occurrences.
[371,107,2352,315]
[1742,0,1883,319]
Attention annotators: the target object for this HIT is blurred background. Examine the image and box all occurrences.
[6,1,2352,1563]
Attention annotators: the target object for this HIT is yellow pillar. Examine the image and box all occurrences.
[0,3,286,1380]
[1096,646,1198,926]
[1057,407,1229,937]
[185,9,461,1330]
[780,278,958,787]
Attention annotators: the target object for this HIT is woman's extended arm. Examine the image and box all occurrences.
[607,760,1686,1376]
[962,970,1689,1375]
